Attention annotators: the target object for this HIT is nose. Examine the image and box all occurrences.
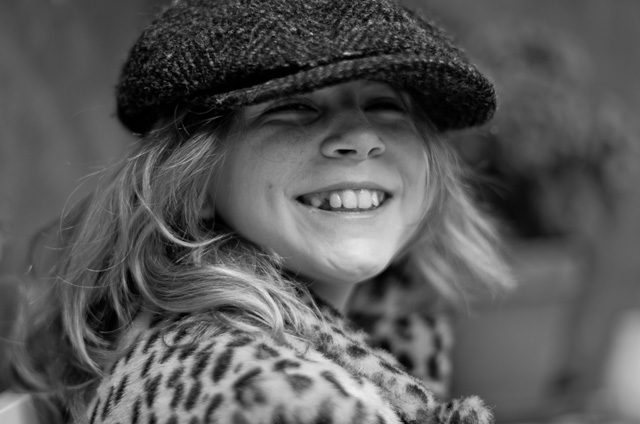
[320,113,386,160]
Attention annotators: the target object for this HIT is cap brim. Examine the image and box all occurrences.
[120,53,496,134]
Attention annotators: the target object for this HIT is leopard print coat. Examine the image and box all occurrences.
[85,266,492,424]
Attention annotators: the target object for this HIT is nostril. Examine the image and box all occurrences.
[321,129,386,159]
[336,148,357,156]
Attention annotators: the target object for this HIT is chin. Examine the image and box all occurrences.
[282,240,401,284]
[322,254,392,284]
[289,254,390,285]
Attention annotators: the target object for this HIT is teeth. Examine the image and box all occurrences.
[329,192,342,209]
[341,190,358,209]
[310,196,323,208]
[357,190,372,209]
[301,189,387,211]
[371,191,380,207]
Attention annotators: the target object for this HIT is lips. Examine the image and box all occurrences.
[297,189,388,211]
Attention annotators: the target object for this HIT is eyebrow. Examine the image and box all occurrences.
[360,81,409,100]
[360,80,395,90]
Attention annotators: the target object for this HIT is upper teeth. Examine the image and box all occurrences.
[301,189,386,210]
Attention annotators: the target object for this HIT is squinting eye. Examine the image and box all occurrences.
[366,99,407,113]
[264,101,318,115]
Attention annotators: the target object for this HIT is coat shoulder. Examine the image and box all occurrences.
[85,313,401,424]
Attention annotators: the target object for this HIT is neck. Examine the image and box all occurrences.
[306,279,359,313]
[285,270,359,313]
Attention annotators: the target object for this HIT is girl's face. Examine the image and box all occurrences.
[211,80,429,285]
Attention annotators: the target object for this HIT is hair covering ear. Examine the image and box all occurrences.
[200,196,215,220]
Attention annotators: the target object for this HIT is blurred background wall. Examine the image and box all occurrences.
[0,0,161,273]
[1,1,639,422]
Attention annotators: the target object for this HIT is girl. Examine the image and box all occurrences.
[7,0,512,422]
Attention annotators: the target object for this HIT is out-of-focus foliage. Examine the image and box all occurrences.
[450,23,640,238]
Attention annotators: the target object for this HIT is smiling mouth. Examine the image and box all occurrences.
[297,189,389,211]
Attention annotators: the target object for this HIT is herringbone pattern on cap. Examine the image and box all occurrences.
[117,0,496,134]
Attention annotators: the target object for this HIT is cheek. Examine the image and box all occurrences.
[213,140,306,227]
[392,134,429,183]
[245,125,312,162]
[407,146,429,180]
[218,141,282,193]
[396,137,431,217]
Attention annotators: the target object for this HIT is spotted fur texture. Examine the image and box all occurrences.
[86,271,492,424]
[347,264,454,399]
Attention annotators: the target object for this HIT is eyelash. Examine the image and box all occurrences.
[265,101,317,114]
[366,100,406,113]
[263,98,407,116]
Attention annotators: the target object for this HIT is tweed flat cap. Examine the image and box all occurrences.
[117,0,496,134]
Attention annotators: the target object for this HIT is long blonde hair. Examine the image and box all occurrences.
[7,97,511,421]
